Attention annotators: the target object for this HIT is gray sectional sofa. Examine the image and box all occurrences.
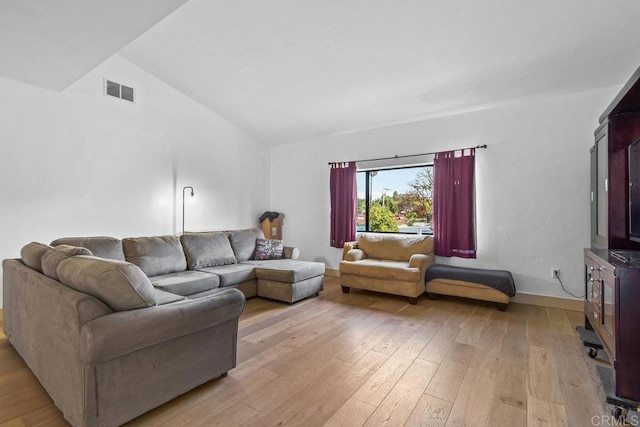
[2,227,324,427]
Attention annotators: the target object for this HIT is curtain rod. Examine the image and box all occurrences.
[328,144,487,165]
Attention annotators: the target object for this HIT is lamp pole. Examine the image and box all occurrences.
[182,186,194,234]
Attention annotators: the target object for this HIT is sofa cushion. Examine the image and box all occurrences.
[122,235,187,277]
[57,256,158,311]
[243,259,325,283]
[50,236,125,261]
[199,263,256,287]
[254,238,284,260]
[180,232,237,270]
[340,259,420,282]
[152,288,188,305]
[357,233,433,262]
[42,245,93,280]
[20,242,53,273]
[227,228,265,262]
[149,270,220,296]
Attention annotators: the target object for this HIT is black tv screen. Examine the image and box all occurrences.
[630,139,640,242]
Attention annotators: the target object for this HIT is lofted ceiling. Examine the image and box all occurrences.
[0,0,189,90]
[3,1,640,145]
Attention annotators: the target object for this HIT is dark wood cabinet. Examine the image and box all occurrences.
[584,248,640,401]
[586,66,640,402]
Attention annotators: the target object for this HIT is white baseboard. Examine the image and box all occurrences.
[325,269,583,311]
[511,292,583,312]
[325,268,340,278]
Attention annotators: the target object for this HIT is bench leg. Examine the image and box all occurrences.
[426,292,437,300]
[408,297,418,305]
[496,303,507,311]
[341,286,350,293]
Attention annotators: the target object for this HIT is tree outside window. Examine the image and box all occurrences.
[356,165,433,234]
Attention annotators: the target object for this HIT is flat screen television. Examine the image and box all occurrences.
[629,139,640,242]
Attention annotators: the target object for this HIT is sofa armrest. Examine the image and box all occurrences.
[341,241,359,260]
[345,249,366,262]
[283,246,300,260]
[80,288,245,365]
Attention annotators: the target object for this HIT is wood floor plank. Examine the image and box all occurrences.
[528,345,562,403]
[418,324,461,364]
[527,395,568,427]
[500,319,528,360]
[424,359,467,403]
[352,332,431,407]
[323,398,376,427]
[251,349,385,426]
[487,400,526,427]
[444,323,505,427]
[455,307,491,346]
[492,357,528,410]
[405,394,452,427]
[364,358,440,426]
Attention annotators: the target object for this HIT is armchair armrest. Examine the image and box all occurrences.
[283,246,300,260]
[342,241,359,260]
[80,288,245,365]
[410,253,435,281]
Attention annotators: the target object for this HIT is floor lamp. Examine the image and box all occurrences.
[182,186,194,234]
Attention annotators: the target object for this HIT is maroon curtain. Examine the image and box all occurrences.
[433,149,476,258]
[330,162,357,248]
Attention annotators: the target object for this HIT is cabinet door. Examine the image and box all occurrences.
[600,269,616,358]
[591,130,609,247]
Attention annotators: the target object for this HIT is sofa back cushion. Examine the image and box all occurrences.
[50,236,125,261]
[42,245,93,280]
[57,256,158,311]
[180,232,237,270]
[20,242,53,273]
[358,233,433,262]
[122,236,187,277]
[227,228,265,262]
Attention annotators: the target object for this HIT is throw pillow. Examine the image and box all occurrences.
[254,238,284,260]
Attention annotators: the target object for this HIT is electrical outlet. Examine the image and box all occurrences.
[551,268,560,279]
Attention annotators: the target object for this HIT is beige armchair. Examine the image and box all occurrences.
[339,233,434,304]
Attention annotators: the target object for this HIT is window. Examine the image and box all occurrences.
[356,165,434,234]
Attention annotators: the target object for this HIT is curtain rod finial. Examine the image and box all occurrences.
[476,144,488,149]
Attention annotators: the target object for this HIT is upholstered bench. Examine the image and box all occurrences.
[243,259,325,303]
[425,264,516,310]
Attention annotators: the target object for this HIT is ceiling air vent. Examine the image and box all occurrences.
[104,79,135,103]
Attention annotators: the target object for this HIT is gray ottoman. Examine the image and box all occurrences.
[244,259,325,303]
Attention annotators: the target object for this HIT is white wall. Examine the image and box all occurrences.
[270,86,620,300]
[0,55,270,307]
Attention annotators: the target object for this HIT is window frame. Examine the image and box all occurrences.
[357,163,434,235]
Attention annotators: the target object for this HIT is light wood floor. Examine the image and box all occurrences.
[0,277,613,426]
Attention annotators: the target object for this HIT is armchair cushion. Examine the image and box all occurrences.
[357,233,433,261]
[340,259,421,282]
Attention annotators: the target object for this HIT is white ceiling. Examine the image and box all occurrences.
[0,0,188,90]
[3,1,640,145]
